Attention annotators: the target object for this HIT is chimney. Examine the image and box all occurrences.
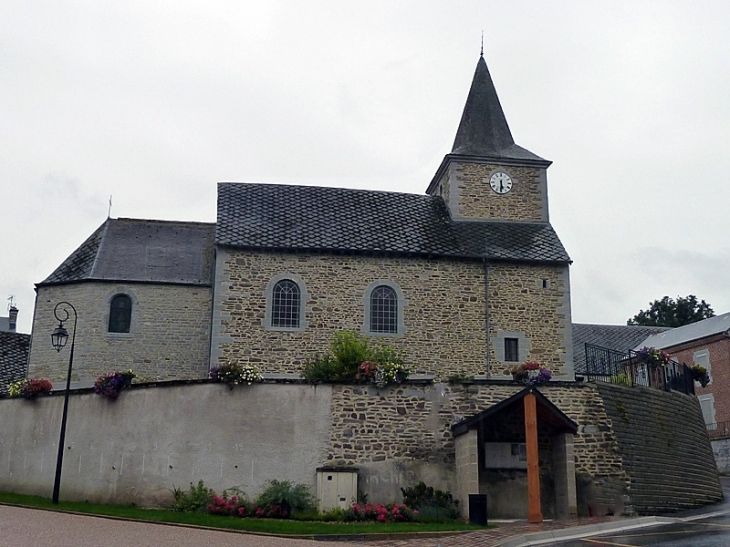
[8,306,18,333]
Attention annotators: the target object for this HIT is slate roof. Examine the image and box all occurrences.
[450,55,546,163]
[572,323,672,373]
[637,312,730,350]
[216,182,570,263]
[40,218,215,286]
[0,331,30,396]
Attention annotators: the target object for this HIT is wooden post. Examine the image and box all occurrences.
[524,391,543,523]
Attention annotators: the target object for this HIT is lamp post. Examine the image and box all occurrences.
[50,301,77,505]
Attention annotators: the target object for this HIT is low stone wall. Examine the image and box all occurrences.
[595,382,722,513]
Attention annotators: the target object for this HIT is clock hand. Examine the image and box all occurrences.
[500,181,504,192]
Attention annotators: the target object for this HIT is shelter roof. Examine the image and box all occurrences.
[39,218,215,287]
[451,387,578,437]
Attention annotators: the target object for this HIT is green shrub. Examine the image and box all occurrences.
[611,372,632,386]
[302,331,407,384]
[173,480,214,513]
[302,355,343,382]
[329,331,371,379]
[400,482,460,520]
[255,480,315,515]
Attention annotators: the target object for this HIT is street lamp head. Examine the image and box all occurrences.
[51,323,69,352]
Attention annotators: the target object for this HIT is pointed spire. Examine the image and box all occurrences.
[451,56,515,157]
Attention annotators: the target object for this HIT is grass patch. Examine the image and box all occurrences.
[0,491,484,535]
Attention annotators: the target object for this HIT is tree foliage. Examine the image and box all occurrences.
[627,295,714,327]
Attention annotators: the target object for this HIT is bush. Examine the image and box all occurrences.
[400,482,460,520]
[254,480,315,516]
[343,502,415,522]
[611,372,632,386]
[301,355,342,382]
[173,480,214,513]
[302,330,408,385]
[208,493,252,517]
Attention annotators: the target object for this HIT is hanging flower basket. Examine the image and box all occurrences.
[691,364,710,388]
[210,363,263,388]
[8,378,53,400]
[636,346,671,368]
[94,370,136,400]
[510,362,551,385]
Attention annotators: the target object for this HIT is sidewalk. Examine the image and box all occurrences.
[362,498,730,547]
[377,477,730,547]
[362,515,628,546]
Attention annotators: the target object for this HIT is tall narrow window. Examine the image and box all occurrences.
[271,279,300,328]
[108,294,132,333]
[504,337,519,362]
[370,285,397,334]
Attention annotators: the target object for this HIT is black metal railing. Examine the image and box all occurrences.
[583,343,695,395]
[707,421,730,439]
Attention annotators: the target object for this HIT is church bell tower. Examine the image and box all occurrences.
[427,54,552,224]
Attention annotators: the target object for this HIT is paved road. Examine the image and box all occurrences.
[542,515,730,547]
[0,505,356,547]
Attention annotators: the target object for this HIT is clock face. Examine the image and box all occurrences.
[489,171,513,194]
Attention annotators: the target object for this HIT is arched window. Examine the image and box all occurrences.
[369,285,398,334]
[271,279,301,329]
[108,294,132,333]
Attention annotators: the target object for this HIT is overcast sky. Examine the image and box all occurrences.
[2,1,729,334]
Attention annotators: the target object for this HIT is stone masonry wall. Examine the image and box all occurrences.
[488,263,572,378]
[28,282,212,385]
[595,381,722,513]
[214,250,486,378]
[327,382,627,512]
[450,162,547,222]
[214,250,572,379]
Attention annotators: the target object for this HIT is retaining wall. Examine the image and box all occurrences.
[595,382,722,513]
[0,381,720,516]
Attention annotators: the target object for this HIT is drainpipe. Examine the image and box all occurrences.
[484,258,490,378]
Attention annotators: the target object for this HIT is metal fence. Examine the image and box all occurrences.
[583,343,695,395]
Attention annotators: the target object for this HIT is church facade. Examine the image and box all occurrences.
[28,55,573,386]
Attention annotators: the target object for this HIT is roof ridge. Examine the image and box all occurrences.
[217,181,436,200]
[89,218,110,279]
[113,217,215,227]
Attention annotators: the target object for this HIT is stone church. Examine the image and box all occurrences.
[15,55,719,520]
[28,54,573,387]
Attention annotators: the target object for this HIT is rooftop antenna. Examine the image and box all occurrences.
[108,195,112,219]
[481,31,484,57]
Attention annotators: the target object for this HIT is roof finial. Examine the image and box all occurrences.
[480,31,484,57]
